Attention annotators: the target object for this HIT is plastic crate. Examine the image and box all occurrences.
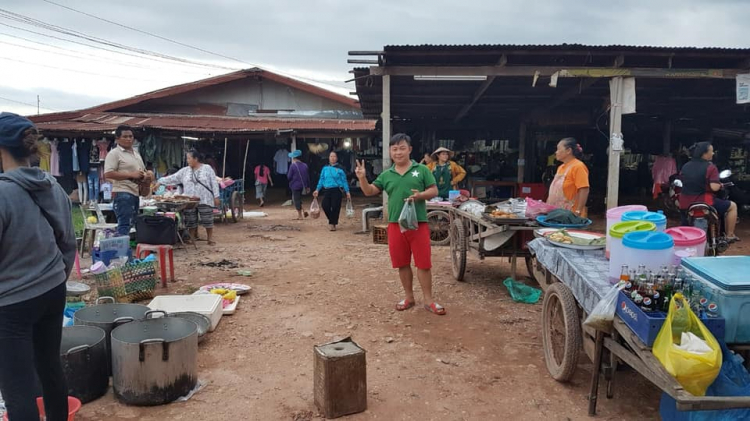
[615,291,725,346]
[372,224,388,245]
[92,248,132,266]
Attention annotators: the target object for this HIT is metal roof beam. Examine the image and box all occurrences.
[369,66,741,79]
[454,55,507,122]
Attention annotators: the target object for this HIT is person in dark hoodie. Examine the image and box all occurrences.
[0,113,76,421]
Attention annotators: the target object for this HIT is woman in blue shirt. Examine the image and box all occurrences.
[313,151,351,231]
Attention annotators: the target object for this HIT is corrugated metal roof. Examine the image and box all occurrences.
[383,44,750,53]
[35,112,376,134]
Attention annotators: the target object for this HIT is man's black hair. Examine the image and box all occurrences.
[389,133,411,147]
[115,125,133,138]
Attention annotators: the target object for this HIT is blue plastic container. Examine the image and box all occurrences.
[681,256,750,343]
[615,291,726,346]
[621,210,668,232]
[620,231,675,276]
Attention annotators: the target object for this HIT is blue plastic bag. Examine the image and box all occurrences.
[660,341,750,420]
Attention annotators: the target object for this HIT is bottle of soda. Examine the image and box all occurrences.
[707,303,719,318]
[661,281,673,312]
[620,265,631,292]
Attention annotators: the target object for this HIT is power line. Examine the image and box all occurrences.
[0,8,238,71]
[42,0,249,65]
[0,95,58,111]
[0,56,187,83]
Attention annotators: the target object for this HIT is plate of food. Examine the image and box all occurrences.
[544,229,605,250]
[197,282,252,295]
[483,206,527,224]
[533,228,558,239]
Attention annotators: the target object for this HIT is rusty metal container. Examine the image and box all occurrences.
[314,338,367,418]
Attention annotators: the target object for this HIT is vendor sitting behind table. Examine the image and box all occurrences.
[546,137,590,217]
[155,150,220,245]
[426,147,466,199]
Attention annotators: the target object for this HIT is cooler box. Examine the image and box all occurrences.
[517,183,546,201]
[681,256,750,343]
[615,291,725,347]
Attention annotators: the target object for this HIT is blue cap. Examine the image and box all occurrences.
[621,210,667,225]
[288,150,302,159]
[622,231,674,250]
[0,112,34,149]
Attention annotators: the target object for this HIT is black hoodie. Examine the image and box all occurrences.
[0,167,76,306]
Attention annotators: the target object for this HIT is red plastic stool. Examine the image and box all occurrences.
[135,244,175,287]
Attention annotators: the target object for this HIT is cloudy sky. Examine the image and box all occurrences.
[0,0,747,116]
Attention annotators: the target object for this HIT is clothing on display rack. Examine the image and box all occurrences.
[77,138,91,173]
[50,139,60,176]
[72,139,80,172]
[96,138,110,161]
[274,148,290,174]
[88,167,100,203]
[37,139,51,172]
[89,140,100,164]
[58,138,73,175]
[76,172,87,204]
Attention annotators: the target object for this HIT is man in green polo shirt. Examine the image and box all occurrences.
[355,133,446,315]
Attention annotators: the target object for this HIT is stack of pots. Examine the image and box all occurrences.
[605,205,648,259]
[608,221,657,281]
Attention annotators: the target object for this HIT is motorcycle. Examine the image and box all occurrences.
[681,169,734,256]
[659,173,681,216]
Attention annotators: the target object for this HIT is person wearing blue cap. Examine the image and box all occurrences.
[287,149,311,219]
[0,112,75,420]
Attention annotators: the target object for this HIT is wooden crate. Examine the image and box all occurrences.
[372,224,388,245]
[314,339,367,418]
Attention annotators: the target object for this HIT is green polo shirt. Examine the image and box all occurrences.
[373,160,437,223]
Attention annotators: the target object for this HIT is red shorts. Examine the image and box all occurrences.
[387,222,432,269]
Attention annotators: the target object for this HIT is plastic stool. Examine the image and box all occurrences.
[135,244,174,287]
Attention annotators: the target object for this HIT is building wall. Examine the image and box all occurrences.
[132,77,358,115]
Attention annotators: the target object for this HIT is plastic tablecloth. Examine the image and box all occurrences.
[528,238,613,314]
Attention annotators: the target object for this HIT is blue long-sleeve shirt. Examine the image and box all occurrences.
[316,165,349,193]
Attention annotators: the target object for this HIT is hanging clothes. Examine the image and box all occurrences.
[37,140,51,172]
[72,139,80,172]
[50,139,61,176]
[273,148,290,174]
[77,138,91,173]
[652,155,677,199]
[96,139,110,161]
[58,138,73,176]
[89,140,100,165]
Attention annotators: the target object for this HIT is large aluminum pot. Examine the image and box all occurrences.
[111,310,198,406]
[73,296,149,375]
[61,326,109,403]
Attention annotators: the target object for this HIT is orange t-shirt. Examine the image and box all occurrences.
[556,158,590,210]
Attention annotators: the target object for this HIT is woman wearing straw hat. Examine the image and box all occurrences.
[427,147,466,199]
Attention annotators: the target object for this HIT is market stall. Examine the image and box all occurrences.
[526,229,750,416]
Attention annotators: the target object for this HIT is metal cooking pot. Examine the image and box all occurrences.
[61,326,109,403]
[73,296,149,375]
[111,310,198,406]
[167,312,211,343]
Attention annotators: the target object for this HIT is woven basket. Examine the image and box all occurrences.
[95,260,158,303]
[372,224,388,245]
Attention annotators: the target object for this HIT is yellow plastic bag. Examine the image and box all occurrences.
[652,293,722,396]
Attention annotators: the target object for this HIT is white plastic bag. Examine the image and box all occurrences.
[310,198,321,219]
[345,198,355,218]
[398,199,419,233]
[583,282,625,331]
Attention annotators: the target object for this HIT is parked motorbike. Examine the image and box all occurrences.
[659,173,681,216]
[682,169,734,256]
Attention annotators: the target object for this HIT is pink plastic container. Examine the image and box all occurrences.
[605,205,648,259]
[665,226,706,257]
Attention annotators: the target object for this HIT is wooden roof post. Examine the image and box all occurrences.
[517,121,527,184]
[607,77,624,210]
[291,133,297,152]
[381,74,391,218]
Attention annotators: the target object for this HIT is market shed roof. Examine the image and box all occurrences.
[349,44,750,129]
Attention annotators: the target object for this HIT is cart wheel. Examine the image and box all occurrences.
[450,219,467,281]
[235,191,245,220]
[542,282,581,382]
[230,191,240,223]
[427,210,451,246]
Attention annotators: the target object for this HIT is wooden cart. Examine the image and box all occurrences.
[447,207,537,281]
[526,243,750,415]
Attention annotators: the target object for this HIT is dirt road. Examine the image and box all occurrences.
[77,201,675,421]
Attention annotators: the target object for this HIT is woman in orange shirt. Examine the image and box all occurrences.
[547,137,590,216]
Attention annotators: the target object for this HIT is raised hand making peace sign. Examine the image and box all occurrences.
[355,159,367,179]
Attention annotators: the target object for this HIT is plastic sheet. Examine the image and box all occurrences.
[502,278,542,304]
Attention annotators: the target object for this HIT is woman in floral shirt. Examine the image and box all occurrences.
[156,150,220,245]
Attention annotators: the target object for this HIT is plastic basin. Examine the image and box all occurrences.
[2,396,81,421]
[605,205,647,257]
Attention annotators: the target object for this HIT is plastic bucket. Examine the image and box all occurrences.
[2,396,81,421]
[621,210,667,232]
[608,221,657,279]
[665,226,706,258]
[621,231,674,277]
[605,205,647,258]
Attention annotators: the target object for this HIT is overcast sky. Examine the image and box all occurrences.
[0,0,747,116]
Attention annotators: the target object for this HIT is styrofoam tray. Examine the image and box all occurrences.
[148,294,223,332]
[223,296,240,315]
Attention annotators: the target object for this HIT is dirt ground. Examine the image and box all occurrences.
[73,196,750,421]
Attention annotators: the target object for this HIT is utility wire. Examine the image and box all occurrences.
[0,56,186,83]
[0,95,58,111]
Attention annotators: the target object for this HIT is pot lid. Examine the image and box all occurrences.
[609,221,656,239]
[622,231,674,250]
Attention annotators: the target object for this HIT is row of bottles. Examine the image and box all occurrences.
[619,264,719,318]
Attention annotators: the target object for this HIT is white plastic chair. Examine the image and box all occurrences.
[79,203,117,257]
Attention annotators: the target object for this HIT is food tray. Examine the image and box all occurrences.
[223,296,240,315]
[148,294,222,332]
[482,213,528,225]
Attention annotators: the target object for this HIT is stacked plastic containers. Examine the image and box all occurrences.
[665,226,706,264]
[621,210,667,232]
[605,205,647,259]
[681,256,750,343]
[621,231,675,278]
[608,221,657,280]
